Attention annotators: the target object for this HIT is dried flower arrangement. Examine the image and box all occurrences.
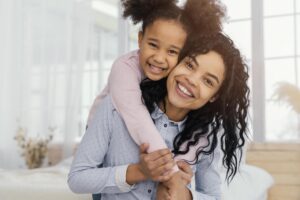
[14,127,54,169]
[273,82,300,114]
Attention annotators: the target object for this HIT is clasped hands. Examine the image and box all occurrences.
[138,143,193,200]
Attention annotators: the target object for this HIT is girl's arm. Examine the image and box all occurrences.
[108,53,172,154]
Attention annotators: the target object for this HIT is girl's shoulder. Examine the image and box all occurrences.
[111,49,144,78]
[113,50,140,67]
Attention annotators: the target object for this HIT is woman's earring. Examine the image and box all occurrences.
[209,97,216,103]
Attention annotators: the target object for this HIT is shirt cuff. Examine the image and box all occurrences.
[187,185,195,199]
[115,164,136,192]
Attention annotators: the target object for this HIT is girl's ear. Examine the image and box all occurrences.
[138,31,143,49]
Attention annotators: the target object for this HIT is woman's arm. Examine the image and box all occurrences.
[68,96,176,194]
[68,97,135,194]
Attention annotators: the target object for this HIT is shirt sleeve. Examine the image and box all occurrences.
[115,164,136,192]
[108,56,170,153]
[192,148,222,200]
[68,96,134,194]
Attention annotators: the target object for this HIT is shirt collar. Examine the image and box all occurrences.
[150,103,187,132]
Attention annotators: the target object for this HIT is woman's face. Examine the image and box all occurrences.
[166,50,225,114]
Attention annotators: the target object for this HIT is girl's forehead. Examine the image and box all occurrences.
[143,19,187,45]
[146,19,184,31]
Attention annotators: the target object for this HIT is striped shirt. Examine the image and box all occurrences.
[68,95,221,200]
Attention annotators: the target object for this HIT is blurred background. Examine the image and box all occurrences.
[0,0,299,169]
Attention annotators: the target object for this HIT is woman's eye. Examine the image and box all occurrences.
[185,61,193,69]
[204,78,214,87]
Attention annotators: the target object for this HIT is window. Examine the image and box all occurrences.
[79,0,119,136]
[87,0,300,142]
[263,0,300,141]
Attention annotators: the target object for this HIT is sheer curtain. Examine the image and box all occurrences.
[0,0,93,169]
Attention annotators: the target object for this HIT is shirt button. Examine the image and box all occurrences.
[148,189,152,193]
[164,124,167,127]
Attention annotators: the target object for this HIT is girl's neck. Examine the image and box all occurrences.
[159,98,189,122]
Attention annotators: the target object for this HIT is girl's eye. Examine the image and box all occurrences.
[149,42,157,48]
[168,49,178,56]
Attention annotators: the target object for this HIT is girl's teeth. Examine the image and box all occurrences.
[149,64,164,73]
[178,84,192,97]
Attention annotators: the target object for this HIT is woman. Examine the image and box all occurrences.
[68,33,249,200]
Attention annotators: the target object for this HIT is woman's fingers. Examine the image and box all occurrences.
[138,144,175,181]
[177,161,192,175]
[149,148,172,161]
[177,161,193,185]
[139,143,149,153]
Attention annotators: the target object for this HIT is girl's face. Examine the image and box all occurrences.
[138,19,187,81]
[166,51,225,118]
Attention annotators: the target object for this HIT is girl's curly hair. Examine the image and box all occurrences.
[140,33,250,182]
[121,0,226,37]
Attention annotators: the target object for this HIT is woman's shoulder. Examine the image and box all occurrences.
[94,95,117,117]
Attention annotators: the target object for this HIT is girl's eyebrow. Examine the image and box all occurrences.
[148,38,158,43]
[192,57,220,84]
[148,37,181,50]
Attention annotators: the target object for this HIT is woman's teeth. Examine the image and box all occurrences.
[178,83,192,97]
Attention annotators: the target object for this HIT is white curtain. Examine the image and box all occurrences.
[0,0,93,169]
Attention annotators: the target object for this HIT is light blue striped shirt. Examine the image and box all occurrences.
[68,95,221,199]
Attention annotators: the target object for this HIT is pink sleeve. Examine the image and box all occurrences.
[108,59,169,154]
[88,56,197,168]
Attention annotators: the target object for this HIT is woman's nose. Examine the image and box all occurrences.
[186,73,199,88]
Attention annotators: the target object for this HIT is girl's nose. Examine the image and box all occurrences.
[153,52,166,64]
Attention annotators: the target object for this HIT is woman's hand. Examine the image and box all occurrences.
[163,172,192,200]
[177,161,193,185]
[156,183,171,200]
[138,143,176,182]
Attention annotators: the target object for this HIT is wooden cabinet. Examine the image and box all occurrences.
[246,143,300,200]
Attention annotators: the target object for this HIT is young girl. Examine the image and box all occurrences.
[88,0,225,170]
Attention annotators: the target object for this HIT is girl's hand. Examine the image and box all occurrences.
[138,143,175,182]
[177,161,193,185]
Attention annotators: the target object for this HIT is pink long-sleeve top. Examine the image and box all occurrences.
[88,50,200,167]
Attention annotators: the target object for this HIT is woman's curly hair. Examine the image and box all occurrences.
[140,33,250,182]
[121,0,226,37]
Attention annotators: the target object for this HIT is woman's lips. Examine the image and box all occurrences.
[176,82,194,98]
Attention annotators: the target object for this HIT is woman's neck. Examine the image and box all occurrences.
[159,98,189,122]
